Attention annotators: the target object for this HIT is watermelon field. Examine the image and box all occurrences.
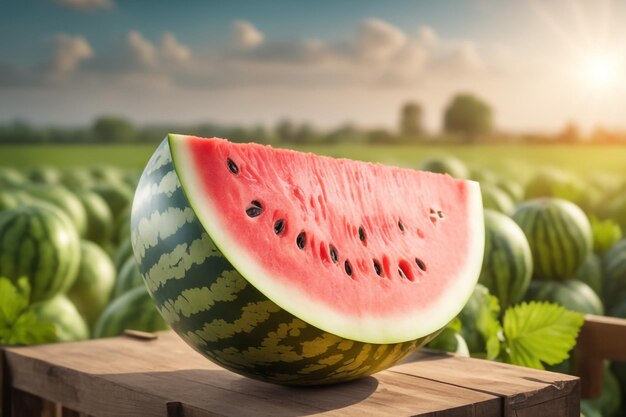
[1,140,626,415]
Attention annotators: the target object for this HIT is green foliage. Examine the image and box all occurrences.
[589,215,622,254]
[443,93,492,139]
[502,302,584,369]
[399,102,423,137]
[92,116,136,143]
[0,277,57,345]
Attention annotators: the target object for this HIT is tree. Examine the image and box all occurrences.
[556,122,581,144]
[399,102,423,138]
[443,93,492,140]
[92,116,136,143]
[274,119,295,143]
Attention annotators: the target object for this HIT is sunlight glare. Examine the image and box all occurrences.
[582,53,620,90]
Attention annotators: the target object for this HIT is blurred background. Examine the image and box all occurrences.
[2,0,626,175]
[2,3,626,414]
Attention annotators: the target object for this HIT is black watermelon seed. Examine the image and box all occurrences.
[246,201,263,218]
[329,245,338,263]
[398,268,405,278]
[344,260,352,276]
[274,219,285,235]
[296,232,306,249]
[373,259,382,276]
[227,158,239,174]
[437,210,445,219]
[415,258,427,271]
[398,220,405,232]
[358,226,366,242]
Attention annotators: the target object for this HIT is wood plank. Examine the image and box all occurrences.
[396,349,579,416]
[11,388,44,417]
[572,314,626,398]
[2,331,580,416]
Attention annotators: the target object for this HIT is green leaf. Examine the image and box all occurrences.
[590,215,622,254]
[503,302,584,369]
[0,277,29,327]
[0,277,58,346]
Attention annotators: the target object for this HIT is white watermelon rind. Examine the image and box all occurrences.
[168,133,484,344]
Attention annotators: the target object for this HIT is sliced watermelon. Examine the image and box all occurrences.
[167,134,483,344]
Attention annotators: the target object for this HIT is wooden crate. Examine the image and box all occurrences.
[1,331,579,417]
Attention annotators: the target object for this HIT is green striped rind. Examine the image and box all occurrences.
[93,286,168,338]
[512,198,592,280]
[525,280,604,315]
[26,185,88,237]
[479,210,532,310]
[76,191,114,245]
[111,256,143,300]
[572,253,602,297]
[602,239,626,311]
[0,204,80,302]
[130,140,433,385]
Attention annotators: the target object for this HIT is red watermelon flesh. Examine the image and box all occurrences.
[169,134,484,344]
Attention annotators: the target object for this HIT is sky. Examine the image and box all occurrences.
[1,0,626,132]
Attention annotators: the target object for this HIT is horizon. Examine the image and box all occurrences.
[2,0,626,132]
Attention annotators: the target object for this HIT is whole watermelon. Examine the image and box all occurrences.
[90,181,133,219]
[31,294,89,342]
[76,190,114,245]
[0,167,26,187]
[479,210,532,309]
[27,185,88,237]
[111,256,143,300]
[113,237,133,272]
[427,327,470,357]
[525,280,604,315]
[497,179,524,203]
[603,239,626,311]
[67,240,116,326]
[418,156,468,178]
[93,286,168,338]
[0,204,80,302]
[512,198,592,280]
[28,166,61,185]
[572,253,602,297]
[480,184,515,215]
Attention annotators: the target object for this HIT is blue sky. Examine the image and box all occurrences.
[1,0,626,131]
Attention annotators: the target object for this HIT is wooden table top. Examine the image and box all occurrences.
[1,331,580,417]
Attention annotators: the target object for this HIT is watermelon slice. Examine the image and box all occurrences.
[131,135,483,384]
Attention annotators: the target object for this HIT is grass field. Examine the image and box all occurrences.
[2,143,626,180]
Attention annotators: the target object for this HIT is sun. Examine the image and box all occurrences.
[581,53,621,90]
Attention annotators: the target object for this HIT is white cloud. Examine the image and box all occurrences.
[357,18,407,62]
[51,34,93,76]
[232,20,264,49]
[127,31,157,67]
[56,0,114,11]
[160,33,191,64]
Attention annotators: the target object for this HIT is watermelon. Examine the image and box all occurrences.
[60,168,94,191]
[602,239,626,311]
[130,136,484,385]
[0,190,32,212]
[28,166,61,184]
[114,204,131,243]
[572,253,602,297]
[67,240,116,325]
[512,198,592,280]
[497,179,524,203]
[111,256,143,300]
[0,167,27,187]
[27,185,88,237]
[427,327,470,357]
[480,184,514,215]
[479,210,532,310]
[76,190,114,245]
[0,204,80,302]
[91,181,134,219]
[457,283,498,355]
[418,156,468,179]
[525,280,604,315]
[31,294,89,342]
[584,364,622,417]
[93,286,168,338]
[113,237,134,271]
[469,167,498,184]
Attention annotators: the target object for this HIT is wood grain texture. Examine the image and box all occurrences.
[2,331,580,417]
[572,314,626,398]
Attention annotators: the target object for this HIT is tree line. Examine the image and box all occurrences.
[0,93,623,145]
